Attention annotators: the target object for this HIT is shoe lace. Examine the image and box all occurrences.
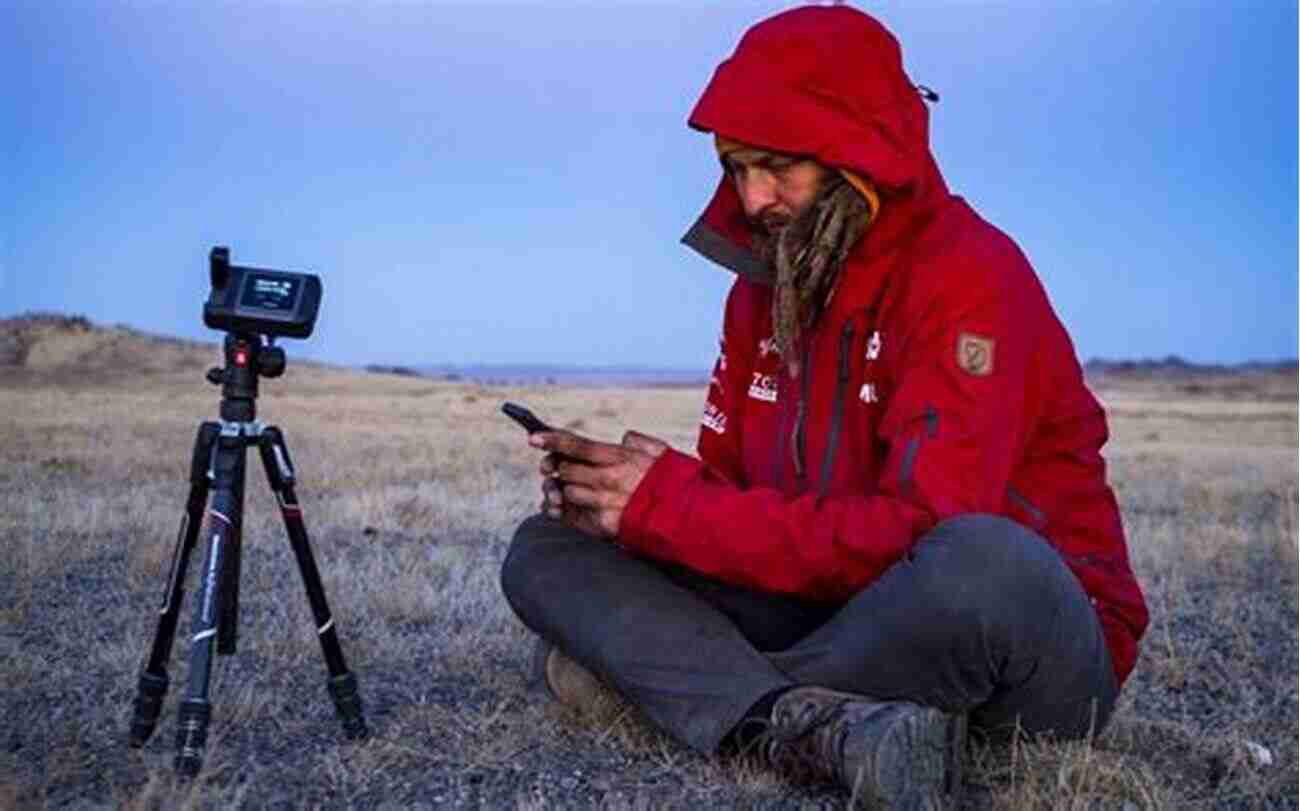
[759,697,853,783]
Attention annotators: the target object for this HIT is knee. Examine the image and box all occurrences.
[926,513,1033,548]
[500,513,560,604]
[905,513,1069,614]
[917,514,1055,576]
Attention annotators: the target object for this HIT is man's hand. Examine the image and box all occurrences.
[533,430,669,538]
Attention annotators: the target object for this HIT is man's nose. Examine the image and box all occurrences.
[737,171,777,219]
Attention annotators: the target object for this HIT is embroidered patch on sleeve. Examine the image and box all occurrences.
[701,401,727,434]
[956,332,996,376]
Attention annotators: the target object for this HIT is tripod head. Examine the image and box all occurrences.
[206,334,287,422]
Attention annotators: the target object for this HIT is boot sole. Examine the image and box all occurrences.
[848,707,966,811]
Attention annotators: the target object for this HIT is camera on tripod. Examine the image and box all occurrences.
[128,246,366,777]
[204,246,322,339]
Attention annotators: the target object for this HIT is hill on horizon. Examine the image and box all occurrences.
[1,311,1295,393]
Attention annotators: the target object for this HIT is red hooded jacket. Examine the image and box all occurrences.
[617,7,1148,684]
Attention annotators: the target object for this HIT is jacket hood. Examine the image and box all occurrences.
[684,6,949,281]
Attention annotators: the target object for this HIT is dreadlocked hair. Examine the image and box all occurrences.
[756,175,875,368]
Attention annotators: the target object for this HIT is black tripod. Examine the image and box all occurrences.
[128,332,367,775]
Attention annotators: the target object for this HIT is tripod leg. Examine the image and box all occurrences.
[217,442,246,656]
[174,429,246,776]
[129,422,219,748]
[258,426,368,741]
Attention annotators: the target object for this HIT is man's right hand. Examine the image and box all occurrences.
[539,450,608,537]
[533,429,666,539]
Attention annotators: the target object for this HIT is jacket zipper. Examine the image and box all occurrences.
[818,322,856,495]
[1006,486,1047,529]
[1061,551,1123,575]
[791,343,813,482]
[899,405,938,492]
[769,369,790,487]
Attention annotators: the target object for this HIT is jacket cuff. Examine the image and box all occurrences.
[618,448,703,560]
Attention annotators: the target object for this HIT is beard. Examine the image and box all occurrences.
[751,175,874,371]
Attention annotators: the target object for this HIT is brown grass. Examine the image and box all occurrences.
[0,318,1295,808]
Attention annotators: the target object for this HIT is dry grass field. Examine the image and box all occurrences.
[1,315,1296,809]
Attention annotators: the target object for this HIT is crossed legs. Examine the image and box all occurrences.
[500,513,1117,753]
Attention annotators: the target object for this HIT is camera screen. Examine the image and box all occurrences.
[238,273,301,314]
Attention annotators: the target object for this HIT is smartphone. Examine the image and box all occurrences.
[501,402,553,434]
[502,402,582,476]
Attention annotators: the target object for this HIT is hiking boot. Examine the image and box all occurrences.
[528,637,607,712]
[765,686,965,810]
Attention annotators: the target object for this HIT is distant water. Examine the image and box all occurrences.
[412,364,710,388]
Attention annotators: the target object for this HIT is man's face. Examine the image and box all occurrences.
[722,148,833,237]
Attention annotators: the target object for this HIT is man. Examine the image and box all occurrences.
[501,7,1148,809]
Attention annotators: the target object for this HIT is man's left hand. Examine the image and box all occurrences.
[531,430,669,538]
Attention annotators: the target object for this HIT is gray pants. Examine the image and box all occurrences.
[500,513,1118,754]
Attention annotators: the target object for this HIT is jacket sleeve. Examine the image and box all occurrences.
[693,280,754,486]
[618,248,1044,600]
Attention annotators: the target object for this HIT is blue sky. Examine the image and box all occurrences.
[3,1,1295,368]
